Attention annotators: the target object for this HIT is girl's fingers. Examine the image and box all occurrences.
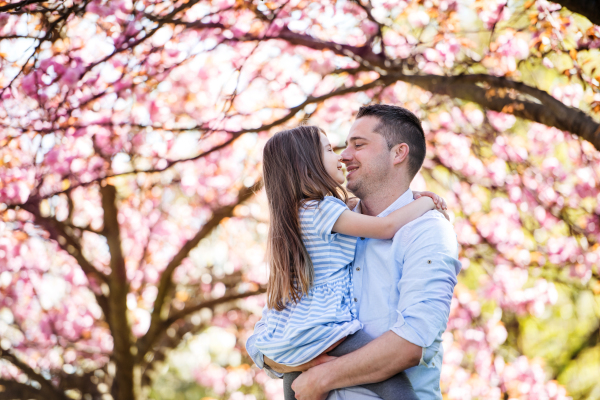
[416,192,450,212]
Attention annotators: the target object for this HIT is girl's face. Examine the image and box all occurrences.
[320,132,345,184]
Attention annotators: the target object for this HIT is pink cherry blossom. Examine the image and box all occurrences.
[0,1,598,399]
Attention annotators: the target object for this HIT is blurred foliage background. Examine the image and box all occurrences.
[0,0,599,399]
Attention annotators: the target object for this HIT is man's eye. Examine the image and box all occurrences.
[355,144,363,148]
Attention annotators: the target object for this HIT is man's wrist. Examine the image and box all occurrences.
[311,362,334,393]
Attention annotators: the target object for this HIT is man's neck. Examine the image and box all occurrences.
[359,181,410,216]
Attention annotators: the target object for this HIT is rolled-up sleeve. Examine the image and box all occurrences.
[390,215,461,364]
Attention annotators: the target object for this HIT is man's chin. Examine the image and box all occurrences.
[346,179,361,196]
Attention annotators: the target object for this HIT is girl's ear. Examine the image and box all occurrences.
[392,143,409,166]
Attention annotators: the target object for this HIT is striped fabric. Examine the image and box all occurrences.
[251,196,362,366]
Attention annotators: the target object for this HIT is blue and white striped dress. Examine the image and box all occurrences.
[251,196,362,366]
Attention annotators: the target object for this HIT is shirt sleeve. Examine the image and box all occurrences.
[310,196,348,243]
[390,213,461,365]
[245,307,284,379]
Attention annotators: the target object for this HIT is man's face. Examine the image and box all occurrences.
[341,116,393,198]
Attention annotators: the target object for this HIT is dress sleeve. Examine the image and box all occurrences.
[310,196,348,243]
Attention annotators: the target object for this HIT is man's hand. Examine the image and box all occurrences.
[291,363,330,400]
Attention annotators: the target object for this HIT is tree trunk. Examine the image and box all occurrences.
[101,184,135,400]
[553,0,600,25]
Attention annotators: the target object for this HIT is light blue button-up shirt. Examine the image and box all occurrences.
[326,189,461,400]
[247,189,461,400]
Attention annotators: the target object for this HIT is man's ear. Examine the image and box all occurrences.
[392,143,409,166]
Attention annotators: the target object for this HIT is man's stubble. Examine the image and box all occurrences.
[346,154,393,202]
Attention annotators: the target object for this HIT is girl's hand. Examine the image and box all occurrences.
[413,191,447,211]
[439,209,450,221]
[346,196,360,210]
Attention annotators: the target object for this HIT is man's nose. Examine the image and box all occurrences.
[340,148,351,163]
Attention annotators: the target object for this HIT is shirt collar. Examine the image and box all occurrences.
[353,189,413,217]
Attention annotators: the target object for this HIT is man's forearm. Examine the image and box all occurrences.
[312,331,422,392]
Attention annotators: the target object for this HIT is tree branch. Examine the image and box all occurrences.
[0,1,76,96]
[165,287,266,327]
[229,26,388,71]
[4,76,383,210]
[393,73,600,150]
[221,26,600,147]
[22,205,108,282]
[139,287,266,380]
[56,369,106,398]
[0,349,67,400]
[21,203,111,319]
[0,379,45,400]
[0,0,47,12]
[554,324,600,379]
[278,27,600,146]
[552,0,600,25]
[136,179,263,360]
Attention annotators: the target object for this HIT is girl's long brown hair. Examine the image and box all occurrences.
[263,126,348,311]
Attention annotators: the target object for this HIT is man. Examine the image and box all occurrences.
[251,104,461,399]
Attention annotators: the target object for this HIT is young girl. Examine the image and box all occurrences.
[246,126,446,400]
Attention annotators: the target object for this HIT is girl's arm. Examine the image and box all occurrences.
[332,197,435,240]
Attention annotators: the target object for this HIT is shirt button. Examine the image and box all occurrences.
[356,267,360,271]
[360,237,365,240]
[354,298,358,302]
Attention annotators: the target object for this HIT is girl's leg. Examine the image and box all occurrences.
[283,371,302,400]
[328,330,419,400]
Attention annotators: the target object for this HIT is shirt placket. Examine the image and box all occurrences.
[350,236,366,317]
